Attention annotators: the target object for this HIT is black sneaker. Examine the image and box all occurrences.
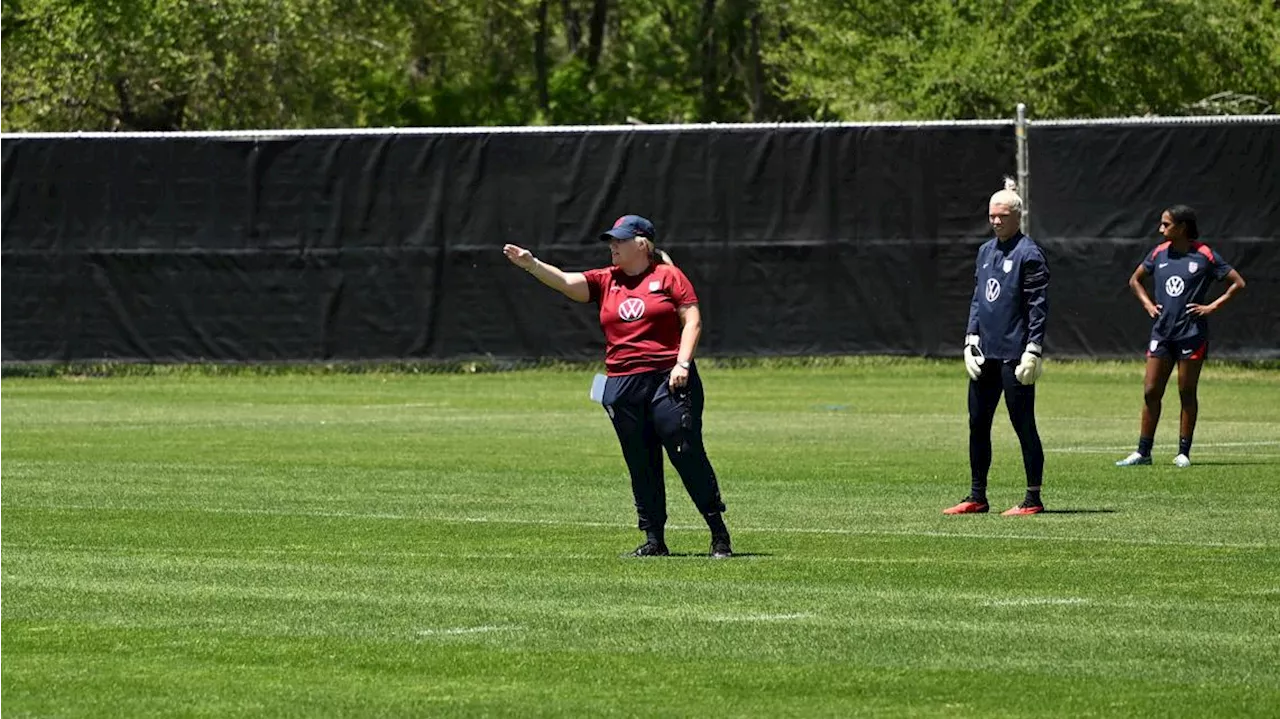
[710,535,733,559]
[631,541,670,557]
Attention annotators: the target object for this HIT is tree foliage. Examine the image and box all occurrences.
[771,0,1280,119]
[3,0,1277,131]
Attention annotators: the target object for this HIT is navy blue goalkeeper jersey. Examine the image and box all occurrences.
[1141,241,1233,342]
[966,232,1050,361]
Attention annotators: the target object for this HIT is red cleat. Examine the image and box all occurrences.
[943,500,989,515]
[1001,504,1044,517]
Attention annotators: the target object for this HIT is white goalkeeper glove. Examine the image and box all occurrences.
[963,334,985,381]
[1014,342,1044,385]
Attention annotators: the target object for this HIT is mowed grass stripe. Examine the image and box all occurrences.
[5,503,1278,549]
[3,361,1279,717]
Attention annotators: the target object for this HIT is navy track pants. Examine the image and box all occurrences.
[602,362,725,531]
[969,359,1044,489]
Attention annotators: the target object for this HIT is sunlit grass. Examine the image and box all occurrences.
[4,362,1278,717]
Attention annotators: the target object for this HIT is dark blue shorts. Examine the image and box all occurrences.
[1147,337,1208,361]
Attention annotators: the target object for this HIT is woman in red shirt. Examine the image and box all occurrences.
[503,215,731,558]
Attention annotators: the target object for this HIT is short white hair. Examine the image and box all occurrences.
[989,177,1023,213]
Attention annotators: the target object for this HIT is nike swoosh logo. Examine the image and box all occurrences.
[1159,263,1169,268]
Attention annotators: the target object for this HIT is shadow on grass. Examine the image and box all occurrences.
[623,552,774,559]
[1042,508,1118,514]
[1184,460,1277,466]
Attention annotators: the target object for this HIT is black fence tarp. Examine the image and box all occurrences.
[2,121,1277,363]
[1029,121,1279,359]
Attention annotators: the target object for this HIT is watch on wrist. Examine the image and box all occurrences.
[677,360,691,369]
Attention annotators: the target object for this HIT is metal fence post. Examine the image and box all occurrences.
[1015,102,1031,237]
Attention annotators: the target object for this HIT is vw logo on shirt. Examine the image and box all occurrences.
[985,278,1001,302]
[1164,276,1185,298]
[618,297,646,321]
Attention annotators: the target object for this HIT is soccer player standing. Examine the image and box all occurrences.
[1115,205,1246,468]
[503,215,732,558]
[946,180,1050,517]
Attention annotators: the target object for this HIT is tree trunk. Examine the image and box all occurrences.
[699,0,719,121]
[585,0,607,73]
[535,0,550,112]
[747,6,764,119]
[560,0,581,56]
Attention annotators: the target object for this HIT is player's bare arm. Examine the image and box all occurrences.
[503,244,590,303]
[1128,264,1161,318]
[669,304,702,390]
[1187,269,1246,317]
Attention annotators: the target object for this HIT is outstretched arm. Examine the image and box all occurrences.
[503,244,590,303]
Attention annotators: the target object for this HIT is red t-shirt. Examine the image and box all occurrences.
[583,263,699,376]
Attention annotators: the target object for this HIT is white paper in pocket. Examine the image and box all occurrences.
[589,373,607,404]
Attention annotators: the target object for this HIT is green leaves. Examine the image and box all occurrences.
[3,0,1276,130]
[772,0,1280,120]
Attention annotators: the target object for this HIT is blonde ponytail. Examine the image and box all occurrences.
[638,237,674,266]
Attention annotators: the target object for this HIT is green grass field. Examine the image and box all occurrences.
[3,360,1279,718]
